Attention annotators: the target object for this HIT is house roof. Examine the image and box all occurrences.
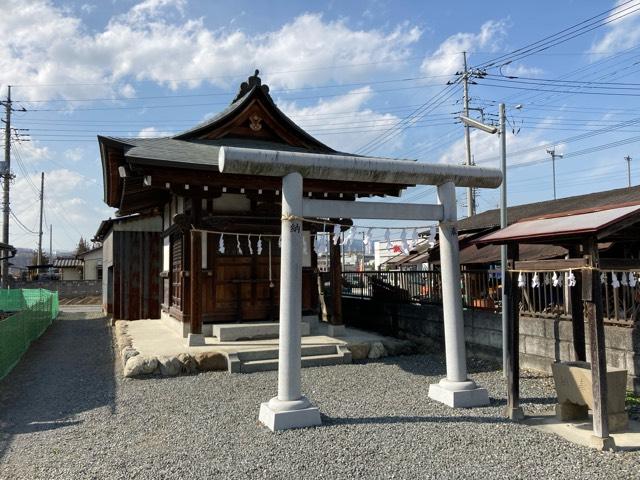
[476,202,640,245]
[76,245,102,258]
[93,213,160,241]
[456,184,640,233]
[53,257,83,268]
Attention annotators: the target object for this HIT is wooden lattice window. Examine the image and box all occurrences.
[170,234,183,309]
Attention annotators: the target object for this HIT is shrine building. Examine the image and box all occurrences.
[97,71,411,336]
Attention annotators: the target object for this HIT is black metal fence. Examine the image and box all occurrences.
[343,269,639,324]
[342,269,500,309]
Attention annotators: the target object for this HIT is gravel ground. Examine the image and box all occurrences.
[0,312,639,480]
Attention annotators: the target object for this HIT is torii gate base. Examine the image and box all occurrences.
[428,380,490,408]
[259,398,321,431]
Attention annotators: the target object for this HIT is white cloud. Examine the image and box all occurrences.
[14,141,50,165]
[420,20,507,76]
[64,147,84,162]
[590,0,640,55]
[137,126,173,138]
[279,86,404,153]
[0,1,421,102]
[438,124,556,169]
[501,64,543,77]
[10,168,91,247]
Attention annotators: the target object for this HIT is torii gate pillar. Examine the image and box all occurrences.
[258,172,322,431]
[427,182,489,407]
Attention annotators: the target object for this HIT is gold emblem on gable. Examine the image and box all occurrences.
[249,114,263,131]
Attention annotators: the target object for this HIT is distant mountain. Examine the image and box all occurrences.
[9,247,76,269]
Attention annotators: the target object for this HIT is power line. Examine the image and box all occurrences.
[15,74,455,104]
[9,209,37,234]
[355,82,462,154]
[22,83,455,112]
[476,1,640,69]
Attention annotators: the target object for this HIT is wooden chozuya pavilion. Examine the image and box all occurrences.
[98,71,408,335]
[477,202,640,450]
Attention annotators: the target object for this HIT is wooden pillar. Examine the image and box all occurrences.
[505,241,524,420]
[569,246,586,362]
[329,239,343,325]
[189,229,202,335]
[582,237,613,449]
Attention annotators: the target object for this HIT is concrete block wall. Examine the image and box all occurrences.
[343,298,639,393]
[10,280,102,298]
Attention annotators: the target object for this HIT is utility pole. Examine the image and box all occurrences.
[625,155,632,188]
[49,224,52,274]
[37,172,44,267]
[462,52,474,217]
[1,86,12,287]
[546,148,563,200]
[499,103,508,378]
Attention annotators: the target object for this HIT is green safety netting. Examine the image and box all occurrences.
[0,289,59,380]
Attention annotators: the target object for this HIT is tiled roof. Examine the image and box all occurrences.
[53,257,83,268]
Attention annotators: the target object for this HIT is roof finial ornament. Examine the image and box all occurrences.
[232,68,271,103]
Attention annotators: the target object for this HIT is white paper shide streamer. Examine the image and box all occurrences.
[621,272,629,287]
[363,228,373,255]
[400,229,409,255]
[611,272,620,289]
[333,224,341,245]
[428,226,436,248]
[218,233,225,254]
[568,270,576,287]
[517,272,525,288]
[531,272,540,288]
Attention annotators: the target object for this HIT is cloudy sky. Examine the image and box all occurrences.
[2,0,640,250]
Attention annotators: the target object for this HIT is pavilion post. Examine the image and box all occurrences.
[328,234,345,336]
[569,246,586,362]
[258,172,321,431]
[583,237,614,450]
[505,242,524,420]
[428,181,489,408]
[187,229,205,346]
[570,277,587,362]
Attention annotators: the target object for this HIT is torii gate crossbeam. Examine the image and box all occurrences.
[219,147,502,431]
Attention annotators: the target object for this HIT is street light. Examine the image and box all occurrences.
[459,104,508,377]
[459,115,498,134]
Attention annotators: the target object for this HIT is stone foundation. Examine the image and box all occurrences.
[113,320,227,377]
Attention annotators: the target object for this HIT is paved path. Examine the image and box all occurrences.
[0,312,638,479]
[59,304,103,313]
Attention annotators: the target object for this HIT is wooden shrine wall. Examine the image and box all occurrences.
[167,231,317,324]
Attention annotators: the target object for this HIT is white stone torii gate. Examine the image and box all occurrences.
[218,147,503,432]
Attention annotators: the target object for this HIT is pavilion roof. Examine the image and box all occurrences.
[456,184,640,233]
[475,202,640,245]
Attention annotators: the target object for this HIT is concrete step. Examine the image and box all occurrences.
[229,345,352,373]
[212,321,311,342]
[238,344,338,362]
